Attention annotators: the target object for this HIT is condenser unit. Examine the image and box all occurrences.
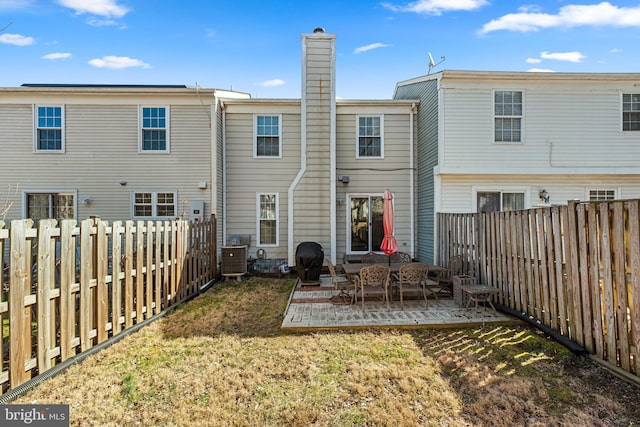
[221,245,248,278]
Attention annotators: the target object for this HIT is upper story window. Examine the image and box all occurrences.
[494,91,522,143]
[357,116,383,158]
[255,115,281,158]
[140,107,169,152]
[133,191,176,219]
[622,94,640,131]
[257,192,278,246]
[35,106,64,152]
[589,189,616,201]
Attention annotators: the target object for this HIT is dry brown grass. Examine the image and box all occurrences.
[12,277,640,426]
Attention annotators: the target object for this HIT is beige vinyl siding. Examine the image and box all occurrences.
[335,113,413,260]
[0,102,212,223]
[296,34,335,254]
[224,112,301,259]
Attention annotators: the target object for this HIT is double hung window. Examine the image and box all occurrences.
[255,115,281,157]
[494,91,522,143]
[623,94,640,131]
[589,189,616,201]
[35,106,64,152]
[357,116,383,158]
[140,107,169,152]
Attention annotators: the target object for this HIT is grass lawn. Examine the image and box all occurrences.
[12,277,640,426]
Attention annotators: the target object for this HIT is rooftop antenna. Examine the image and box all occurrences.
[427,51,445,75]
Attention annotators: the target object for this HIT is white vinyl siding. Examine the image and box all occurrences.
[34,105,65,152]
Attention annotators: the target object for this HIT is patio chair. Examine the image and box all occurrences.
[362,252,386,264]
[355,264,391,312]
[327,259,356,304]
[436,255,463,297]
[390,251,412,264]
[395,262,430,310]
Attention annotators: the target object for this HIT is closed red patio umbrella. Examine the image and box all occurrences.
[380,189,399,263]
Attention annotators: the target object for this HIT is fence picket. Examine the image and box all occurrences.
[628,200,640,373]
[612,202,630,371]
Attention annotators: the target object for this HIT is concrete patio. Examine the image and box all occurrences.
[281,275,521,331]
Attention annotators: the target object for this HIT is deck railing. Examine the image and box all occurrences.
[438,200,640,379]
[0,216,217,394]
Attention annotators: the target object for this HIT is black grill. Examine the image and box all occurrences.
[294,242,324,283]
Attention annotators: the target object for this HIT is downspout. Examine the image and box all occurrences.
[221,100,227,247]
[329,41,337,264]
[409,103,416,258]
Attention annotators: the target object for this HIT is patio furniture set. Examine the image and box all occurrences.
[328,254,501,312]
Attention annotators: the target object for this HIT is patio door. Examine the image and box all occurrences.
[348,194,384,253]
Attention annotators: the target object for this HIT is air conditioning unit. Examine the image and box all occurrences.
[221,245,248,277]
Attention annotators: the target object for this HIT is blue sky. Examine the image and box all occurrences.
[1,0,640,99]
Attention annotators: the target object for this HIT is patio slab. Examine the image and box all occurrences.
[281,275,522,331]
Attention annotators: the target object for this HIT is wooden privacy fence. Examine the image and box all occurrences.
[438,200,640,378]
[0,216,217,394]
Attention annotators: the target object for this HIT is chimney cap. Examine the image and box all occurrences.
[313,27,325,33]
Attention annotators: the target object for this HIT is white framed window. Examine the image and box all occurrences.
[132,191,176,219]
[139,106,169,152]
[475,190,526,212]
[254,115,281,158]
[494,91,522,143]
[34,105,65,152]
[588,189,616,201]
[622,94,640,131]
[257,192,279,246]
[356,115,384,158]
[25,191,75,221]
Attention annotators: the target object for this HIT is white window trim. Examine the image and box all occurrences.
[22,189,77,219]
[471,186,529,213]
[621,92,640,133]
[138,106,170,153]
[131,190,178,219]
[492,90,524,145]
[33,105,66,153]
[586,188,620,201]
[355,114,384,159]
[253,114,282,159]
[256,192,279,247]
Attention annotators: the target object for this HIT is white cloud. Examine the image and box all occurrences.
[256,79,286,87]
[42,52,72,60]
[528,68,556,72]
[526,58,542,64]
[541,51,586,62]
[480,2,640,34]
[353,43,392,54]
[0,33,34,46]
[88,56,150,69]
[0,0,34,10]
[382,0,488,15]
[609,48,622,53]
[57,0,129,18]
[86,17,119,27]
